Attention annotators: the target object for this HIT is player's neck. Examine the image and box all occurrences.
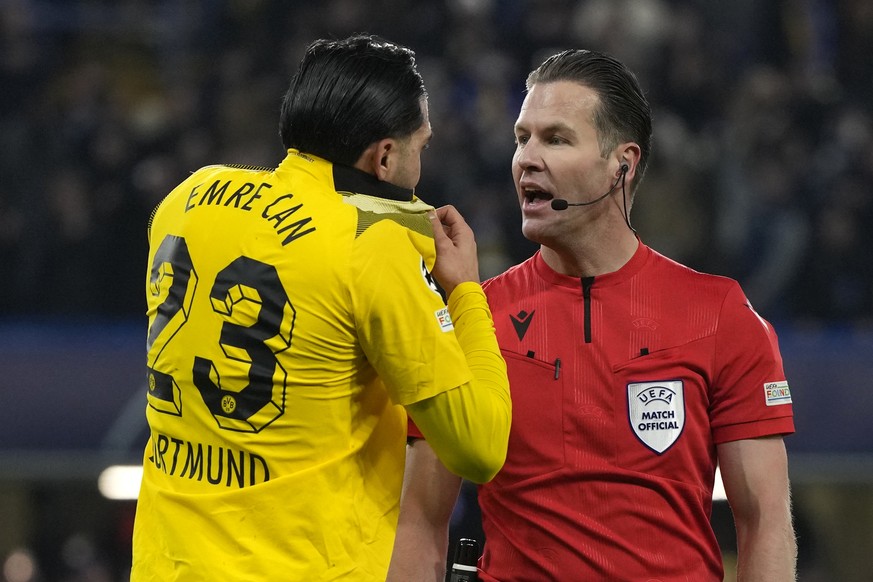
[540,229,638,279]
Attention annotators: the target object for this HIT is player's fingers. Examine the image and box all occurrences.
[437,205,474,243]
[435,205,460,227]
[428,210,450,245]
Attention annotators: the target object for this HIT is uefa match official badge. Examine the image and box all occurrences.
[628,380,685,454]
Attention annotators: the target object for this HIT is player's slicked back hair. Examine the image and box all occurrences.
[527,49,652,192]
[279,34,427,166]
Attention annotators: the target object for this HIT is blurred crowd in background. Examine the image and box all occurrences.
[1,0,872,326]
[2,2,872,581]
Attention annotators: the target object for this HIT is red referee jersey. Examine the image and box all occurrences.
[415,242,794,581]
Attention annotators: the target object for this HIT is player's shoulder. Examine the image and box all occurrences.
[158,163,276,201]
[647,246,739,295]
[484,254,536,284]
[482,254,537,297]
[189,162,275,182]
[645,247,766,339]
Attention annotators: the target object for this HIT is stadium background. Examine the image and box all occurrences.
[1,0,871,579]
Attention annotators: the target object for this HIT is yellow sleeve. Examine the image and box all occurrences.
[351,219,473,406]
[406,282,511,484]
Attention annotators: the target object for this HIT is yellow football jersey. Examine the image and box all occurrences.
[132,150,473,581]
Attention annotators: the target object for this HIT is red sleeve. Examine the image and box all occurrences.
[407,417,425,439]
[710,283,795,444]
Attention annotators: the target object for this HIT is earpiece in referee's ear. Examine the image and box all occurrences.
[619,162,629,174]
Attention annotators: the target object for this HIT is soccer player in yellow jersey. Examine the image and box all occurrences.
[131,34,511,581]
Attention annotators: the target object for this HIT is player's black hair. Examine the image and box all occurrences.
[527,49,652,193]
[279,34,427,166]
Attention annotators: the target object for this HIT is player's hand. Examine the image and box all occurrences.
[428,205,480,299]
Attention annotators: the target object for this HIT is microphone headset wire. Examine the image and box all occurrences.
[620,168,636,235]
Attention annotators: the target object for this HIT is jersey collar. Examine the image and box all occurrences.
[333,163,415,202]
[278,149,416,202]
[533,242,651,289]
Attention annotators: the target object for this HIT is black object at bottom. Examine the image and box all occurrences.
[449,538,480,582]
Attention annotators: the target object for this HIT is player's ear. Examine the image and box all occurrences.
[354,138,396,181]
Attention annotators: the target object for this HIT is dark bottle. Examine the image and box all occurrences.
[449,538,480,582]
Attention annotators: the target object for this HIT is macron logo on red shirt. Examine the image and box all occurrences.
[510,310,535,341]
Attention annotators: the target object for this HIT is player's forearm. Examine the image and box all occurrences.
[388,500,451,582]
[735,508,797,582]
[406,282,511,483]
[387,533,445,582]
[388,441,461,582]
